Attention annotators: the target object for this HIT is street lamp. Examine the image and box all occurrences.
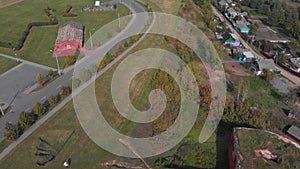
[54,53,61,75]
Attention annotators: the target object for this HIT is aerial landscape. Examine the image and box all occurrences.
[0,0,299,169]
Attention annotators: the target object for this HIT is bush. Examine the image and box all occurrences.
[79,69,92,82]
[36,73,44,84]
[4,123,22,140]
[48,95,59,107]
[64,56,76,66]
[33,102,47,117]
[18,112,35,130]
[71,78,81,89]
[90,64,98,74]
[61,86,71,97]
[47,69,54,77]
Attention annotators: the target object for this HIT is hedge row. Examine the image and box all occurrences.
[0,17,58,50]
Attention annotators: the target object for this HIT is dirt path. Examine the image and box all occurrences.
[0,0,24,9]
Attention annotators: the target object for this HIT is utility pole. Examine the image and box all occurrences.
[118,12,121,28]
[0,105,4,117]
[55,54,61,75]
[89,31,93,49]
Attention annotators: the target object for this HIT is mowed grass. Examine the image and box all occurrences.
[0,57,19,74]
[17,26,64,68]
[0,34,215,169]
[0,1,130,67]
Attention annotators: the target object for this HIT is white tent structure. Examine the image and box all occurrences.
[95,1,100,7]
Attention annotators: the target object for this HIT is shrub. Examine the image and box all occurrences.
[48,95,59,107]
[33,102,47,117]
[18,112,35,130]
[61,86,71,97]
[36,73,44,84]
[64,56,76,66]
[71,78,81,88]
[4,123,22,140]
[90,64,98,74]
[79,69,92,82]
[47,69,54,77]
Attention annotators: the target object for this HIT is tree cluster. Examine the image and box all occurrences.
[241,0,300,39]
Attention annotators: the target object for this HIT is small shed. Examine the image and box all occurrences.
[256,59,276,71]
[286,125,300,143]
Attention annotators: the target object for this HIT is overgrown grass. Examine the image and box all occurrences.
[237,129,300,169]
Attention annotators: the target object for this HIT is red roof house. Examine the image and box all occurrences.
[53,21,85,57]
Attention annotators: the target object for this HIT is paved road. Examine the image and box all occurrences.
[211,5,300,85]
[0,0,150,151]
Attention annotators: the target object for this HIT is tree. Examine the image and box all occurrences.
[18,112,35,130]
[90,64,98,74]
[285,8,298,29]
[249,24,258,36]
[36,73,44,84]
[71,78,80,88]
[64,56,76,66]
[79,69,92,82]
[4,123,22,140]
[97,59,106,70]
[291,21,300,39]
[47,69,53,77]
[33,102,46,117]
[48,95,58,107]
[264,70,276,81]
[61,86,71,97]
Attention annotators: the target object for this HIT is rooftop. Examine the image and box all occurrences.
[256,59,276,71]
[287,125,300,141]
[256,27,290,43]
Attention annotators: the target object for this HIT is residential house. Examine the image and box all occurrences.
[290,58,300,73]
[286,125,300,143]
[226,7,238,19]
[235,20,250,34]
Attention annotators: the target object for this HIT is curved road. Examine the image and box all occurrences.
[0,0,151,158]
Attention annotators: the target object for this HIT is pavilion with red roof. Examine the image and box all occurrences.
[53,21,85,57]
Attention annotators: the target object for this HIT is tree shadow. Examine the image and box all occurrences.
[215,122,233,169]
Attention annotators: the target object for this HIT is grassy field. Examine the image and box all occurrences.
[237,129,300,169]
[0,1,130,68]
[0,57,19,75]
[0,31,216,169]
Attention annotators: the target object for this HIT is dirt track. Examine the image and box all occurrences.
[0,0,23,9]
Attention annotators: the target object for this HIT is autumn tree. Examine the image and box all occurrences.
[4,122,22,140]
[18,112,35,130]
[36,73,44,84]
[33,102,46,117]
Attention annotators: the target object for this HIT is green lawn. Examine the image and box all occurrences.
[0,57,19,75]
[0,1,130,68]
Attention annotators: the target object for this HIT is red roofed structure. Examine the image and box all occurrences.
[53,21,85,57]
